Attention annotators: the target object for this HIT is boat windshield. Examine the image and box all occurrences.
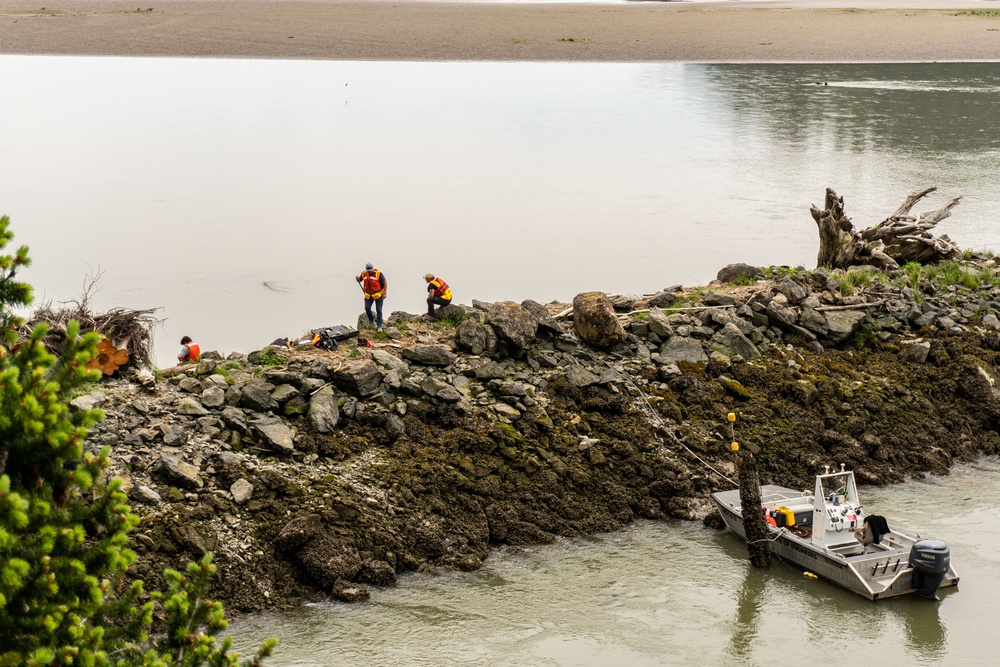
[820,473,850,502]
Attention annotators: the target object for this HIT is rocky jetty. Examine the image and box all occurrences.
[85,261,1000,612]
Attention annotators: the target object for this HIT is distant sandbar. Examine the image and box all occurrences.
[2,1,1000,62]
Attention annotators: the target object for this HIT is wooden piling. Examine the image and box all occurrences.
[728,412,771,568]
[737,450,772,568]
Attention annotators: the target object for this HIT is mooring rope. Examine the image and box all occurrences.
[619,370,738,487]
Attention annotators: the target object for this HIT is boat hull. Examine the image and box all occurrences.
[711,486,960,600]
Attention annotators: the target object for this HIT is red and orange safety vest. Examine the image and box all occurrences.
[359,269,386,300]
[428,277,452,300]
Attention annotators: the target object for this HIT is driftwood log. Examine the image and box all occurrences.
[810,187,962,270]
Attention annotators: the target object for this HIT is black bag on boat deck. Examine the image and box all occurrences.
[310,325,358,351]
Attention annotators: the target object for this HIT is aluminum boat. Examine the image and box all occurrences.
[710,467,959,600]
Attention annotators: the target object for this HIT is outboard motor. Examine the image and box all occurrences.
[909,539,951,600]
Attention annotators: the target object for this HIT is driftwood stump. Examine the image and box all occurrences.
[810,187,962,270]
[86,338,129,376]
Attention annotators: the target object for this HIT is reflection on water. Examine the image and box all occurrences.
[229,459,1000,666]
[1,59,998,366]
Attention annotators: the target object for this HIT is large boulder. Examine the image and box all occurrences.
[572,292,626,349]
[716,263,763,284]
[331,360,382,396]
[485,301,538,350]
[309,385,340,433]
[240,381,279,413]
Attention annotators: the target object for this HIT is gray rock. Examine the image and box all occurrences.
[177,397,209,416]
[710,322,759,360]
[900,340,931,363]
[473,361,508,381]
[251,416,295,453]
[716,263,763,284]
[434,304,467,322]
[221,406,249,435]
[913,311,938,328]
[824,310,867,344]
[371,349,408,372]
[606,293,638,312]
[659,337,708,368]
[70,392,106,412]
[646,310,674,338]
[157,455,202,490]
[271,384,300,405]
[331,360,382,397]
[648,289,679,308]
[420,376,452,396]
[387,310,419,325]
[521,299,565,333]
[564,364,600,387]
[178,377,203,393]
[572,292,627,349]
[775,278,810,305]
[437,387,463,403]
[130,485,161,505]
[703,291,736,307]
[201,386,226,408]
[982,312,1000,330]
[163,424,188,447]
[230,478,254,504]
[203,374,229,390]
[799,308,830,337]
[402,345,457,366]
[766,300,799,328]
[455,320,498,356]
[486,301,538,350]
[241,382,279,412]
[309,386,340,433]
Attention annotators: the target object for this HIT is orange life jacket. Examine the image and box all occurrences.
[429,278,452,301]
[186,342,201,362]
[360,269,385,299]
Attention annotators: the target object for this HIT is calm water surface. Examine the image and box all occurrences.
[1,59,999,365]
[230,458,1000,666]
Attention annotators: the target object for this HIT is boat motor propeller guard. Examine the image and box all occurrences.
[909,539,951,601]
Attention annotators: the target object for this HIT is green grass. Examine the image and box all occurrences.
[256,347,285,368]
[436,312,468,328]
[953,9,1000,17]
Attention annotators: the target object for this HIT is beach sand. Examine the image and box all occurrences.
[2,1,999,62]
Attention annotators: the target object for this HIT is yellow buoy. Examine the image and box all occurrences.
[728,412,736,423]
[804,572,818,580]
[731,442,739,452]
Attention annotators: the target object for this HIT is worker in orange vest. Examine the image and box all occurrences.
[424,273,453,317]
[356,262,387,331]
[178,336,201,363]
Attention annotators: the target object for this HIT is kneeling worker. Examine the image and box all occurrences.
[178,336,200,363]
[424,273,452,317]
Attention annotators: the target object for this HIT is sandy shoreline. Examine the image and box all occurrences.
[2,1,999,62]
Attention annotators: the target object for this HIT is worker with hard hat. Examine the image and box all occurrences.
[424,273,452,317]
[356,262,388,331]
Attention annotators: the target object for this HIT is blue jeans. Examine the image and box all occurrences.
[365,297,384,328]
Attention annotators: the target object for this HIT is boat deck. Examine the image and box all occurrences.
[710,483,959,599]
